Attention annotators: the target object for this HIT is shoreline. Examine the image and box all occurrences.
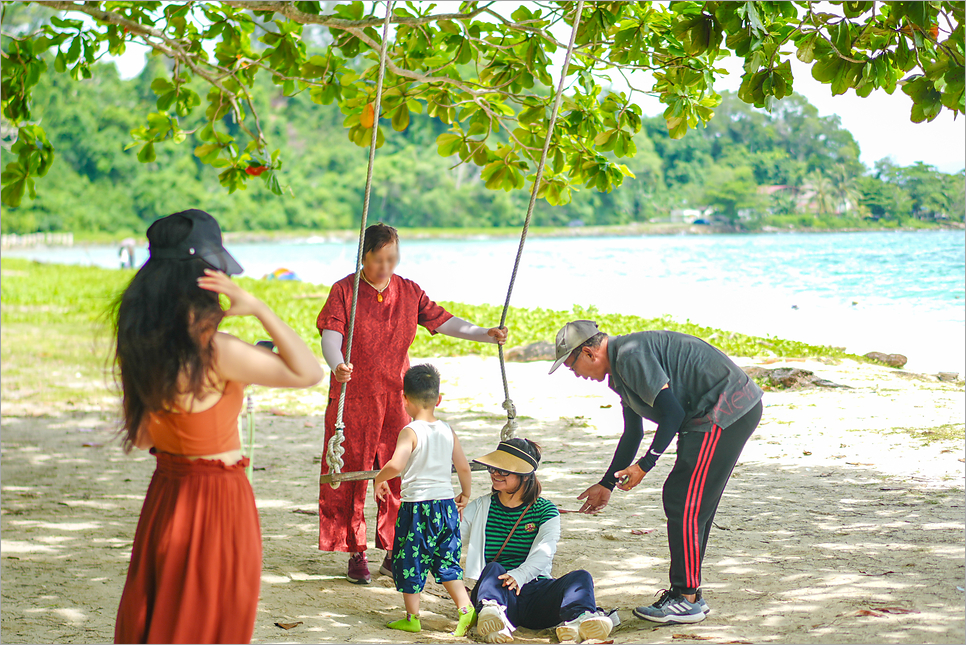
[3,255,963,377]
[5,221,962,248]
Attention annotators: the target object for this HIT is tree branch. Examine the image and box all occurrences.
[345,25,505,99]
[32,0,268,146]
[219,1,496,30]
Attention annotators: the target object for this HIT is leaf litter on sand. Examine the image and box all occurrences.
[671,636,752,644]
[855,606,920,617]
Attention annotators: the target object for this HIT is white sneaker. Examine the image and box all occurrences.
[477,601,514,643]
[554,610,614,643]
[554,617,580,643]
[484,626,514,644]
[578,611,614,642]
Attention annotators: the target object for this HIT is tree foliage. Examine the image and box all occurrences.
[1,62,959,234]
[1,1,962,209]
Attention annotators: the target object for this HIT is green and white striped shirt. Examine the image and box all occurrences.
[483,494,559,571]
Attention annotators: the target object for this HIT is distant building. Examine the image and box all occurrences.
[757,184,853,215]
[665,207,714,223]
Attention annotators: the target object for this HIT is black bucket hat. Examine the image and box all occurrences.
[148,209,243,275]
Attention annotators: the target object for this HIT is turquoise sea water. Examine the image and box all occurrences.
[5,230,964,373]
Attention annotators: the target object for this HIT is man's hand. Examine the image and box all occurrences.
[615,463,646,491]
[576,483,612,514]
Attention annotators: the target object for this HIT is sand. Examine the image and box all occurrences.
[2,356,964,644]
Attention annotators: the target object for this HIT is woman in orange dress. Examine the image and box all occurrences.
[113,209,323,644]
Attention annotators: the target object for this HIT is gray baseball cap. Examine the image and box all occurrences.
[549,320,601,374]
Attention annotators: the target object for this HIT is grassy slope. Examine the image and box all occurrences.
[1,258,862,409]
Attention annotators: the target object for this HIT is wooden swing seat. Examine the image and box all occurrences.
[320,461,489,485]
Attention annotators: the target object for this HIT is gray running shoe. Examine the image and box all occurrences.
[633,590,706,624]
[695,589,710,615]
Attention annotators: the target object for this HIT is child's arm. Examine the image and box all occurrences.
[374,426,417,502]
[452,429,472,515]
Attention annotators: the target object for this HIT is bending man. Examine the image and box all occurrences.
[549,320,763,624]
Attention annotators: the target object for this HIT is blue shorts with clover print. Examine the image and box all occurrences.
[391,499,463,594]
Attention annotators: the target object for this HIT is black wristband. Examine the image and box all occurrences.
[637,456,655,473]
[598,477,617,491]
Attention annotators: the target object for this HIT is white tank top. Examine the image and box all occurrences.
[399,419,455,502]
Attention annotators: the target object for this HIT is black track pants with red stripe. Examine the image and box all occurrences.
[662,400,763,594]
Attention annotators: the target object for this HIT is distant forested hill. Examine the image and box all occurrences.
[2,58,962,235]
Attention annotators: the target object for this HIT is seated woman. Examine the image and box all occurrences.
[460,439,617,644]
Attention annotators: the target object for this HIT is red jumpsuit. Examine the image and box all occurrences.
[316,273,452,552]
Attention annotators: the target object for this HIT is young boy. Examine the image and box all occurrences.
[374,364,475,635]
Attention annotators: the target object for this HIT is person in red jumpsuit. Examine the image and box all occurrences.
[316,223,508,583]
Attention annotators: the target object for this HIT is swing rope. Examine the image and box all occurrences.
[497,1,584,442]
[325,0,395,489]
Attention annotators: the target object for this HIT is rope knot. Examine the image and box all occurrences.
[500,399,518,441]
[325,423,347,490]
[502,398,517,420]
[500,417,519,442]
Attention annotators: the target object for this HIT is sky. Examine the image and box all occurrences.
[108,9,965,175]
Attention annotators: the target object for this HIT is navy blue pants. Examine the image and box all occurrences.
[470,562,596,629]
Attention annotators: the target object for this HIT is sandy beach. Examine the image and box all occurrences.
[1,355,964,644]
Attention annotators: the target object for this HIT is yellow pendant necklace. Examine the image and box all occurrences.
[360,270,390,302]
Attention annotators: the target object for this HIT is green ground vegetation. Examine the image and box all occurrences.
[888,424,966,445]
[1,257,863,410]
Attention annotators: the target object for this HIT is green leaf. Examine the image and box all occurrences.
[391,103,410,132]
[832,21,852,55]
[0,162,28,207]
[194,143,221,163]
[811,56,841,83]
[796,33,817,63]
[842,1,872,19]
[137,142,156,163]
[50,16,85,30]
[667,116,688,139]
[438,19,460,35]
[593,129,617,148]
[151,78,175,94]
[66,36,81,64]
[436,133,462,156]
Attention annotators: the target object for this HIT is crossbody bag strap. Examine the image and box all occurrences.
[491,500,535,564]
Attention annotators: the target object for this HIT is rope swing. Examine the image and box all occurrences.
[324,0,395,489]
[497,0,584,441]
[321,1,585,484]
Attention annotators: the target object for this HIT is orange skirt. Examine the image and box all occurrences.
[115,452,261,644]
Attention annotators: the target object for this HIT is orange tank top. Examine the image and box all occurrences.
[147,381,244,455]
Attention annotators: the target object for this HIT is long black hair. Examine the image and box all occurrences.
[495,438,543,506]
[113,214,225,451]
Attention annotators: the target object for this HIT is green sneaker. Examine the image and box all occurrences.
[454,605,476,637]
[387,614,421,633]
